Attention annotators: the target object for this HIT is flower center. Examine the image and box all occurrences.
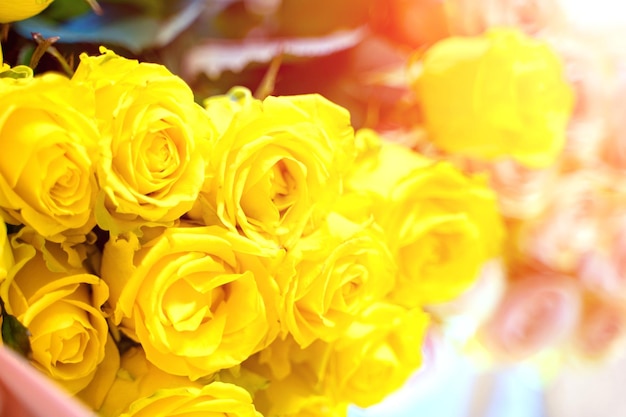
[146,134,176,175]
[270,159,298,215]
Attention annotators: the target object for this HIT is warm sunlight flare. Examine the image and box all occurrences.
[559,0,626,28]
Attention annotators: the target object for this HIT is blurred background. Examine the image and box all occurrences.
[3,0,626,415]
[348,336,626,416]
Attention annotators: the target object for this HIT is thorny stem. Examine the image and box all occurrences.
[1,24,9,42]
[254,51,283,100]
[30,32,74,77]
[85,0,104,15]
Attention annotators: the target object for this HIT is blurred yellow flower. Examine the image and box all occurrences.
[410,28,574,168]
[0,0,54,23]
[257,370,349,417]
[246,336,349,417]
[251,302,429,412]
[344,130,504,306]
[323,302,429,408]
[278,212,396,347]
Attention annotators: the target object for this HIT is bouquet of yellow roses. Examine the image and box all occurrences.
[0,1,507,411]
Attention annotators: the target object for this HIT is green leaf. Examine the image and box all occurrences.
[43,0,92,23]
[1,307,32,358]
[14,0,206,53]
[181,26,366,80]
[0,65,33,79]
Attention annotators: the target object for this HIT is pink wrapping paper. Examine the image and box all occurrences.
[0,347,95,417]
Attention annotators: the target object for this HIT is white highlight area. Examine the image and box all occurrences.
[558,0,626,29]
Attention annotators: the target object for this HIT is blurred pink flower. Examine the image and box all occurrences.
[480,272,581,361]
[466,158,558,220]
[445,0,565,36]
[244,0,282,15]
[515,173,609,273]
[570,295,626,362]
[601,58,626,171]
[577,209,626,297]
[546,35,611,168]
[513,167,626,305]
[369,0,452,48]
[578,251,624,296]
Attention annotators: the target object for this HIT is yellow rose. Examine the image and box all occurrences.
[410,28,574,168]
[279,212,396,347]
[7,226,98,272]
[190,87,356,249]
[255,372,349,417]
[0,221,13,350]
[0,0,54,23]
[245,336,348,417]
[76,336,120,412]
[94,346,262,417]
[201,86,252,135]
[0,222,13,283]
[0,235,109,394]
[72,47,214,234]
[344,131,504,306]
[95,346,202,416]
[101,225,281,380]
[251,301,429,412]
[121,382,262,417]
[0,73,99,243]
[322,302,429,408]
